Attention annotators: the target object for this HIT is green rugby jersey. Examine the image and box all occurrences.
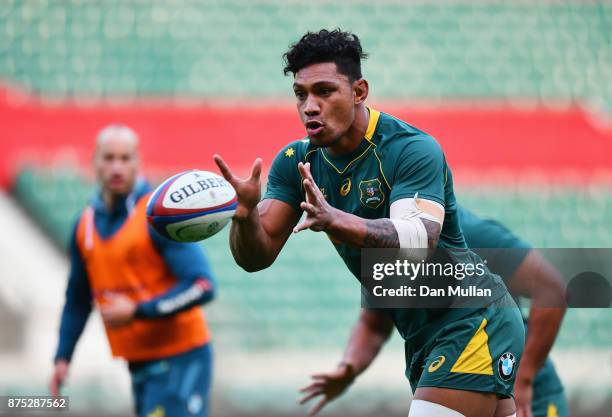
[264,108,508,344]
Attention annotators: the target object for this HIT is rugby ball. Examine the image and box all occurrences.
[147,170,237,242]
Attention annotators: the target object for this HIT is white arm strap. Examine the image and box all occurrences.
[389,194,443,249]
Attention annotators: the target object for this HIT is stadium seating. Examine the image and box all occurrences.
[13,167,612,351]
[14,167,91,248]
[1,1,611,105]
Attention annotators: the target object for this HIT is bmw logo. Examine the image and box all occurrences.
[498,352,516,381]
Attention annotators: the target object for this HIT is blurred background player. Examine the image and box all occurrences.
[458,207,568,417]
[49,125,216,417]
[297,205,568,417]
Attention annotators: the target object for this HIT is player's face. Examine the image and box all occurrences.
[95,136,139,197]
[293,62,356,147]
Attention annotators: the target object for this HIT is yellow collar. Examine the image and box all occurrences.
[365,107,381,141]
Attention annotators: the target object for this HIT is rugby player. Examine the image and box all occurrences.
[458,207,568,417]
[294,205,568,417]
[214,29,524,417]
[50,125,216,417]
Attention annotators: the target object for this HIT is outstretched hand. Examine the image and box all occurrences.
[294,162,337,234]
[299,363,355,416]
[213,154,263,220]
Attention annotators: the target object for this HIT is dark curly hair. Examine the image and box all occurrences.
[283,29,368,82]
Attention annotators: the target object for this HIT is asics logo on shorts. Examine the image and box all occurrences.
[428,355,446,373]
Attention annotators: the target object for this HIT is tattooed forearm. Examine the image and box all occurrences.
[363,218,440,249]
[364,219,400,248]
[421,218,441,250]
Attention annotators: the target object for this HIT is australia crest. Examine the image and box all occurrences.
[359,178,385,209]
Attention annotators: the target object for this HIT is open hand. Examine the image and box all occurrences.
[100,293,137,328]
[214,154,262,220]
[294,162,337,234]
[299,363,355,416]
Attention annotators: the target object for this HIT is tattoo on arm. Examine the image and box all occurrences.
[363,217,441,249]
[364,219,400,248]
[421,218,441,250]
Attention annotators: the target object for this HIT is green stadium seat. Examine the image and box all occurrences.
[0,1,610,103]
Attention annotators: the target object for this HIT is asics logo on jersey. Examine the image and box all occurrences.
[340,178,351,196]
